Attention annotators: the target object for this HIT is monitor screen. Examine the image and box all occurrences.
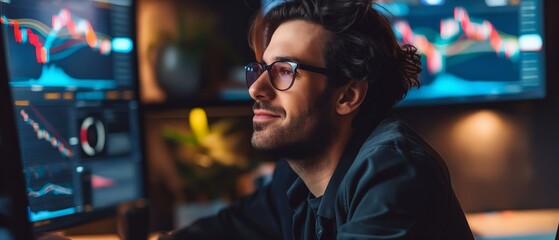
[0,0,145,231]
[375,0,545,106]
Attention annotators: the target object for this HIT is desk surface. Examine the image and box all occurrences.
[466,209,559,238]
[64,209,559,240]
[68,234,160,240]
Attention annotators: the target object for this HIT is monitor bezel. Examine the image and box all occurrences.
[0,21,35,240]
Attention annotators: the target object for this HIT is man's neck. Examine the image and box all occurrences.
[286,126,353,197]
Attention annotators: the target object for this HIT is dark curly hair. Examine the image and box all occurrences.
[249,0,421,130]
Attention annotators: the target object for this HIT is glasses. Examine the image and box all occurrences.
[245,60,328,91]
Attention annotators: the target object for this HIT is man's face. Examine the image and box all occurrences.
[249,20,336,159]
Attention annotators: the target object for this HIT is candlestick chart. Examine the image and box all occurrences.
[394,7,520,75]
[378,1,545,106]
[19,108,73,158]
[1,8,116,89]
[16,105,73,164]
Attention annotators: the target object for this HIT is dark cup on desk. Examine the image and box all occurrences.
[117,200,150,240]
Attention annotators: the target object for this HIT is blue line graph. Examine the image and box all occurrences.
[29,207,76,222]
[28,183,73,197]
[10,64,117,89]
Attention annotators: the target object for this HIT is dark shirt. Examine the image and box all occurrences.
[164,117,474,240]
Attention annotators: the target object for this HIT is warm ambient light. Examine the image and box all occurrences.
[454,110,503,144]
[448,110,533,211]
[189,108,209,143]
[450,110,519,180]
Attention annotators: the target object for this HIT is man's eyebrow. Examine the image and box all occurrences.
[261,56,304,65]
[274,56,302,63]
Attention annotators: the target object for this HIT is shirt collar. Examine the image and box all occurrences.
[316,129,370,219]
[285,128,373,219]
[285,114,386,220]
[287,177,309,210]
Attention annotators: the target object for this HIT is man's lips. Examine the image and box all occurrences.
[253,110,281,121]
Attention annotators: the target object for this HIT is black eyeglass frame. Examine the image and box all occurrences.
[245,60,328,91]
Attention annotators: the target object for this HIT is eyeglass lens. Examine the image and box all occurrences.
[245,62,296,90]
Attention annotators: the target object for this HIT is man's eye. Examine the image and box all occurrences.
[279,68,294,75]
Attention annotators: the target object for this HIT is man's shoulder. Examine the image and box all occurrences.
[335,117,473,239]
[347,116,450,183]
[334,116,453,209]
[365,116,422,145]
[359,116,436,156]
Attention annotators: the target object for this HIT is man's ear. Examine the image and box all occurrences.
[335,80,368,116]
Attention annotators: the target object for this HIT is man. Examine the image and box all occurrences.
[162,0,474,239]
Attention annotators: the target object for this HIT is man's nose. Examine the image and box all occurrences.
[248,71,276,100]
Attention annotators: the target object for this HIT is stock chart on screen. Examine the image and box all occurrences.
[0,0,144,228]
[375,0,545,106]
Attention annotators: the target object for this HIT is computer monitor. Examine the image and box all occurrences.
[0,0,146,232]
[375,0,546,106]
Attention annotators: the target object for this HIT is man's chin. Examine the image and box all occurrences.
[251,143,283,158]
[251,132,269,148]
[251,130,281,151]
[253,120,276,132]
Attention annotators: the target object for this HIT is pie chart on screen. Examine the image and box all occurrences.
[80,116,106,157]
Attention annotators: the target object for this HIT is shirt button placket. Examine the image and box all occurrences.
[315,218,323,239]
